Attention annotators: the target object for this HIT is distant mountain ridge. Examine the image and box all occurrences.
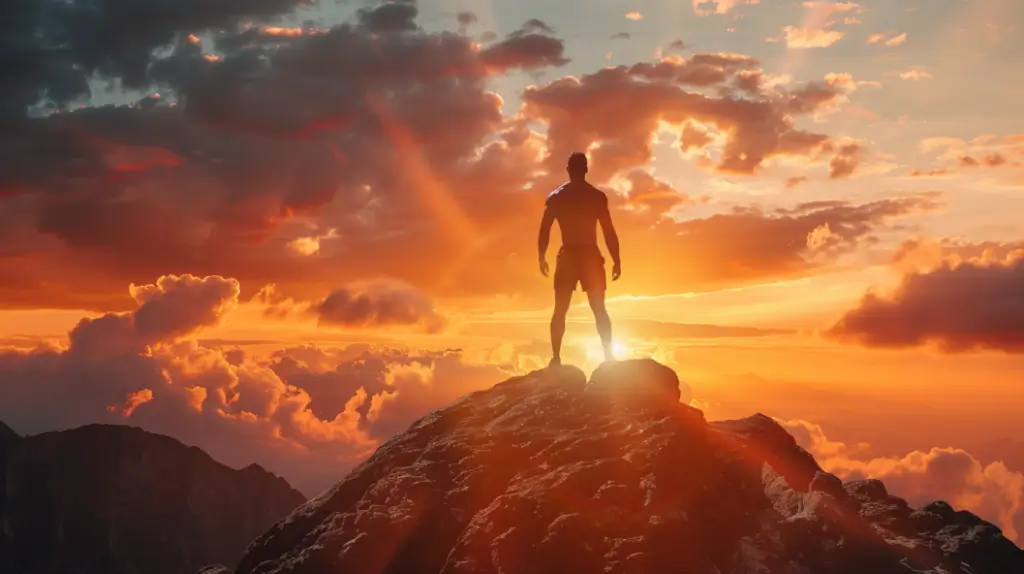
[0,422,306,574]
[218,359,1023,574]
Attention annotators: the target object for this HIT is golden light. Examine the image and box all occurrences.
[585,340,630,362]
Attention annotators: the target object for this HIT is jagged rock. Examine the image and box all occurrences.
[227,359,1022,574]
[198,566,233,574]
[0,423,306,574]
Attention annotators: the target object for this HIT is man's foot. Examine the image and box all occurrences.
[548,357,562,368]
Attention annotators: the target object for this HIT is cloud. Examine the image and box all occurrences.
[826,249,1024,352]
[313,280,447,334]
[801,2,862,25]
[625,12,645,21]
[517,18,558,36]
[69,274,239,357]
[478,33,571,71]
[959,154,1007,168]
[0,3,907,308]
[784,176,809,188]
[522,54,850,179]
[0,3,569,309]
[907,168,952,178]
[915,133,1024,176]
[614,193,940,291]
[0,0,306,118]
[827,141,864,179]
[0,276,506,495]
[777,26,846,48]
[779,418,1024,543]
[619,170,689,217]
[900,68,933,81]
[691,0,761,16]
[667,39,688,51]
[867,31,908,47]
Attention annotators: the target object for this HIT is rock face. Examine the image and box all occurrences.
[0,423,306,574]
[229,359,1023,574]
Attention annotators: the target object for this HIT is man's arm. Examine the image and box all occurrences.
[538,202,555,276]
[598,195,621,279]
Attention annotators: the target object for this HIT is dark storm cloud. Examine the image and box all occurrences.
[0,1,570,309]
[827,253,1024,353]
[0,0,307,119]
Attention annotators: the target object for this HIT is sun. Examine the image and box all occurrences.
[585,340,630,362]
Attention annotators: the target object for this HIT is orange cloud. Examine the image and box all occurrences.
[801,1,861,25]
[778,26,845,48]
[916,133,1023,175]
[907,168,952,178]
[867,31,907,47]
[780,418,1024,543]
[900,68,933,81]
[0,275,508,494]
[624,11,644,21]
[107,388,155,418]
[784,175,809,188]
[827,141,864,179]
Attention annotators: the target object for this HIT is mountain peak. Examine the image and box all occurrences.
[227,359,1022,574]
[0,421,305,573]
[0,420,18,445]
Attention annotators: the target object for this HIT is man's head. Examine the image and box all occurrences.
[567,152,588,179]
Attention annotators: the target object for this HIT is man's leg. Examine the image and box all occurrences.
[550,286,573,366]
[586,289,614,361]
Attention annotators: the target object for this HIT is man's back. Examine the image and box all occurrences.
[545,181,608,247]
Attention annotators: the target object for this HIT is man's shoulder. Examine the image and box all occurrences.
[546,181,607,204]
[586,182,608,201]
[545,182,571,205]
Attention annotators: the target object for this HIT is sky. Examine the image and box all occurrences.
[1,0,1023,543]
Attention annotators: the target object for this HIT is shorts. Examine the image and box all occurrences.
[554,244,606,293]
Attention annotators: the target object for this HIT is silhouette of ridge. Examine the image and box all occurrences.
[224,359,1023,574]
[0,422,305,574]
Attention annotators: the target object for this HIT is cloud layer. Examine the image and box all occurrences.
[0,275,504,495]
[0,2,917,311]
[781,418,1024,544]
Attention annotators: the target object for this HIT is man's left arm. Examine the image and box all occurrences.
[538,201,555,277]
[598,194,621,280]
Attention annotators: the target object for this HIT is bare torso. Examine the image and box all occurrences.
[546,181,607,247]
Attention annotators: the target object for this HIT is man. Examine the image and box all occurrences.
[537,152,621,367]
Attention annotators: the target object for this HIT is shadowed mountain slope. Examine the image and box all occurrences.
[0,423,306,574]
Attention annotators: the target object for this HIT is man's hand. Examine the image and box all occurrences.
[539,258,550,277]
[612,261,622,281]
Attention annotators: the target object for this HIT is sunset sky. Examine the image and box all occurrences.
[1,0,1023,543]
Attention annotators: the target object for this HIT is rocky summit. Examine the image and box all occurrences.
[0,423,306,574]
[225,358,1022,574]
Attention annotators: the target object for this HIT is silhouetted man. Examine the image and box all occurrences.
[538,152,621,367]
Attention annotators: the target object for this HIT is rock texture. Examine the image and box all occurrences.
[0,423,306,574]
[226,358,1023,574]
